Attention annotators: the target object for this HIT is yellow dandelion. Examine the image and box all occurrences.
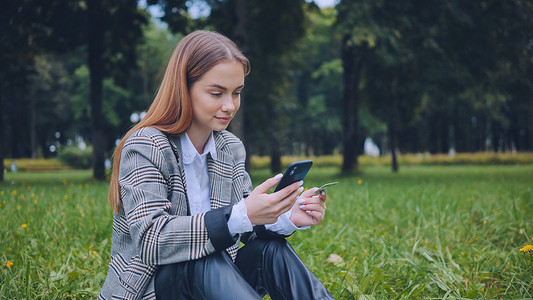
[82,197,87,202]
[31,193,35,198]
[2,200,5,204]
[20,194,24,200]
[62,180,67,185]
[11,190,17,196]
[6,261,14,268]
[520,244,533,253]
[92,251,98,256]
[21,224,27,229]
[16,205,21,211]
[60,222,64,226]
[1,190,4,196]
[483,220,487,224]
[27,186,31,191]
[357,179,362,185]
[64,195,68,200]
[34,200,38,204]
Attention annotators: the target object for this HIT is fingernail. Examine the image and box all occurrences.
[306,210,311,213]
[298,198,305,204]
[274,173,283,180]
[298,180,304,186]
[321,191,326,196]
[298,187,304,193]
[299,205,305,209]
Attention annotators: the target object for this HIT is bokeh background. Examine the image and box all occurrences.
[1,0,532,179]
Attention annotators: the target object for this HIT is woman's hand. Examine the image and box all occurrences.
[289,187,327,227]
[244,175,303,225]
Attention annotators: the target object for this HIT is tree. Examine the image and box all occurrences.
[336,0,376,173]
[292,7,343,156]
[0,0,146,181]
[215,0,309,173]
[0,0,85,180]
[411,0,533,154]
[87,0,147,179]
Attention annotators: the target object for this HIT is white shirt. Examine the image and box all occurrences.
[180,133,301,236]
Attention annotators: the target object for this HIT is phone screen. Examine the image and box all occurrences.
[273,160,313,192]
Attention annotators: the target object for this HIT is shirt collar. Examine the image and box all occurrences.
[180,132,218,164]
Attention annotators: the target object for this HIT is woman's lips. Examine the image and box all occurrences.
[215,116,231,123]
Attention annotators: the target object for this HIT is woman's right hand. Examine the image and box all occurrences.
[244,174,303,225]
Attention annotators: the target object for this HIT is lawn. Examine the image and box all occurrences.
[1,165,532,299]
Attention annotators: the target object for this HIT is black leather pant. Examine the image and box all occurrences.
[155,239,335,299]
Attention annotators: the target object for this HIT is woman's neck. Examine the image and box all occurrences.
[186,128,211,154]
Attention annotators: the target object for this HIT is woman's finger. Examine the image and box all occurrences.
[299,203,325,213]
[253,173,284,194]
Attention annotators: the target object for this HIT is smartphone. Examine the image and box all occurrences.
[273,160,313,192]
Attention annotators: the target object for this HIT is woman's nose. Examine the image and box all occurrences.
[221,95,236,112]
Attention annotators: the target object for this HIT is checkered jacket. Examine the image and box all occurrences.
[98,127,280,300]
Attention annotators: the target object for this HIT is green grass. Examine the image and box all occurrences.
[1,165,532,299]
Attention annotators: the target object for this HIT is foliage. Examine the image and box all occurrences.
[1,166,532,298]
[57,146,93,170]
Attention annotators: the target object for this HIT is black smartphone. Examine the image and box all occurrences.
[273,160,313,192]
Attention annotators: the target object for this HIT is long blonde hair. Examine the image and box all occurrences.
[108,30,250,213]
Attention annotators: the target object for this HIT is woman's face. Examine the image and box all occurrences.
[188,61,245,139]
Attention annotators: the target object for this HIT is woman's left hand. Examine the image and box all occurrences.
[289,187,327,227]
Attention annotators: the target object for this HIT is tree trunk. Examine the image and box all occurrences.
[230,0,250,171]
[30,98,38,159]
[88,0,106,180]
[269,132,282,174]
[389,122,398,172]
[0,80,4,182]
[390,74,399,172]
[341,34,363,173]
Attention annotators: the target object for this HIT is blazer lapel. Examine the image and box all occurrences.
[208,134,233,210]
[167,133,191,215]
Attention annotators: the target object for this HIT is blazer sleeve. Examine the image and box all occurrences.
[118,130,235,266]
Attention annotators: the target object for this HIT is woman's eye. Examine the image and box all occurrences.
[210,92,222,97]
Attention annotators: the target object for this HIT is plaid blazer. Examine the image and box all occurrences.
[98,127,280,300]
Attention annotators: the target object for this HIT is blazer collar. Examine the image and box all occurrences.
[179,132,218,164]
[168,131,233,210]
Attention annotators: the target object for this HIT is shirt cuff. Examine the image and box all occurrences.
[265,210,310,236]
[227,200,253,236]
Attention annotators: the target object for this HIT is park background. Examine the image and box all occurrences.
[1,0,532,299]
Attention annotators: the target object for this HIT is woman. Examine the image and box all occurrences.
[99,30,334,300]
